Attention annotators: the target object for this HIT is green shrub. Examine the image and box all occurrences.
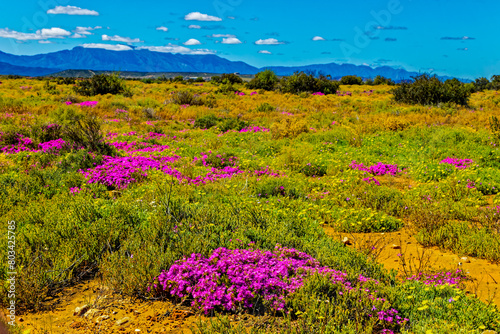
[247,69,279,91]
[63,116,115,155]
[194,115,220,129]
[211,73,243,85]
[279,72,339,95]
[340,75,363,85]
[373,75,395,85]
[218,117,248,132]
[73,73,131,97]
[172,90,204,106]
[392,74,472,106]
[255,102,275,112]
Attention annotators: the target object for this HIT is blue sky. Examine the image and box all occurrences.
[0,0,499,79]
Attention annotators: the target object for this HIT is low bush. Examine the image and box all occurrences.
[74,73,131,97]
[278,72,339,95]
[392,74,472,106]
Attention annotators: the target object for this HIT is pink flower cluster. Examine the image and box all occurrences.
[337,91,352,96]
[81,155,182,189]
[149,246,353,313]
[350,161,401,176]
[65,101,98,107]
[108,141,171,153]
[253,166,281,178]
[81,154,248,189]
[1,134,34,154]
[235,91,246,96]
[239,126,270,133]
[440,157,474,169]
[39,139,67,153]
[142,132,167,140]
[406,269,467,286]
[312,92,325,96]
[363,177,381,186]
[79,101,98,107]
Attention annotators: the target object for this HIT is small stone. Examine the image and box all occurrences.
[84,309,98,319]
[115,317,130,326]
[74,304,90,316]
[391,244,401,250]
[461,256,471,263]
[342,237,352,245]
[135,330,141,332]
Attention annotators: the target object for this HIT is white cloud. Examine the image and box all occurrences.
[211,34,235,38]
[222,37,241,44]
[156,26,168,32]
[185,12,222,21]
[102,34,143,43]
[74,26,102,35]
[47,5,99,16]
[71,26,102,38]
[183,38,201,45]
[188,25,201,29]
[82,43,133,51]
[39,40,52,44]
[258,50,272,54]
[312,36,325,41]
[0,27,71,41]
[227,16,235,20]
[255,38,284,45]
[138,44,215,55]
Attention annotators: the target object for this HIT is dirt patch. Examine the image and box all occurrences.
[2,280,200,333]
[325,225,500,307]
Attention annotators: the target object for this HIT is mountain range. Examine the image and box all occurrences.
[0,47,453,81]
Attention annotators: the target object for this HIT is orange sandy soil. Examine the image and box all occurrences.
[2,227,499,333]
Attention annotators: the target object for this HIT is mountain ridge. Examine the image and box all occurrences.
[0,47,460,81]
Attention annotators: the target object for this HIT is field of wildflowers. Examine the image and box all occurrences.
[1,75,500,333]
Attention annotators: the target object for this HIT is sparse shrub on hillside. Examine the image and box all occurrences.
[340,75,363,85]
[171,90,204,106]
[490,75,500,90]
[74,73,132,97]
[194,114,220,129]
[271,118,309,139]
[490,116,500,144]
[246,69,279,91]
[255,102,275,112]
[216,81,238,95]
[218,117,248,132]
[373,75,395,85]
[142,108,158,120]
[211,73,243,85]
[474,77,490,92]
[385,117,410,131]
[43,80,58,94]
[279,72,339,95]
[392,74,472,106]
[55,77,76,85]
[63,115,114,155]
